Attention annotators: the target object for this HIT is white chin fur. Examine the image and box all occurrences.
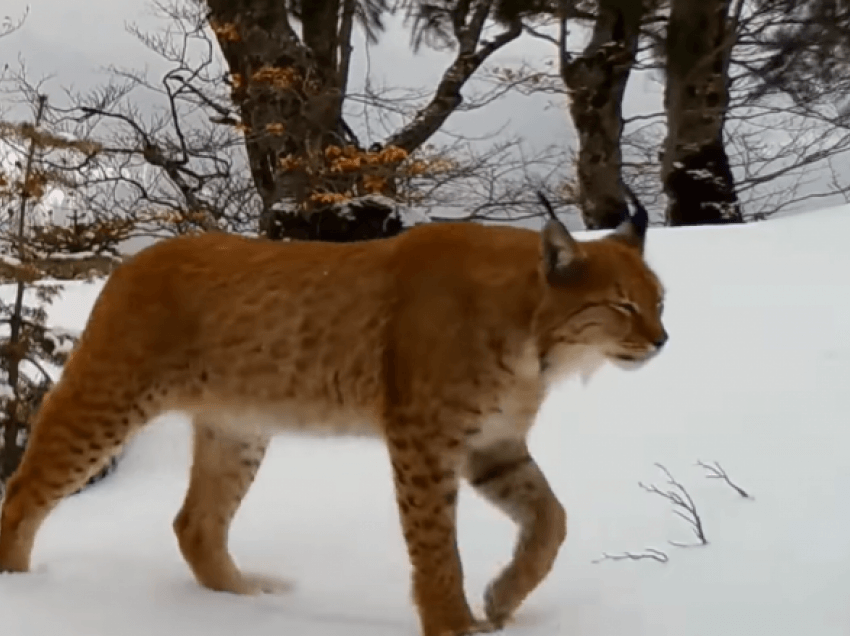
[542,345,606,386]
[610,356,650,372]
[578,356,605,385]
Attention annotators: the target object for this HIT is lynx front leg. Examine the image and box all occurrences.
[387,426,493,636]
[173,421,284,595]
[466,440,567,627]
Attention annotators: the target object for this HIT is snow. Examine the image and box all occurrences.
[42,326,80,357]
[2,206,850,635]
[336,193,432,228]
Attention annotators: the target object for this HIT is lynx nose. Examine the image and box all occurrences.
[654,330,669,349]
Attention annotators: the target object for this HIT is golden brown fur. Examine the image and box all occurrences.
[0,215,666,636]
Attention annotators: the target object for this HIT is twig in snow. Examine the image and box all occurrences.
[592,548,669,564]
[639,463,708,548]
[697,460,753,499]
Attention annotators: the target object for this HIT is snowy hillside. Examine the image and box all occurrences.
[1,208,849,636]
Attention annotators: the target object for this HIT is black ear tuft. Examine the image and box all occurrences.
[536,191,560,222]
[610,184,650,253]
[623,184,649,237]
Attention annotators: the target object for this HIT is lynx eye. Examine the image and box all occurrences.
[657,299,665,315]
[612,300,639,316]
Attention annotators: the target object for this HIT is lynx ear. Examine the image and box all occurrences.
[609,185,649,253]
[541,219,580,281]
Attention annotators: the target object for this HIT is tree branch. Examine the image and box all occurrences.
[383,11,522,152]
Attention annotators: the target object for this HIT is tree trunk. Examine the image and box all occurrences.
[205,0,371,240]
[204,0,521,241]
[662,0,743,225]
[561,0,645,230]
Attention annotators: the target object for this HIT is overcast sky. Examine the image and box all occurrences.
[0,0,665,150]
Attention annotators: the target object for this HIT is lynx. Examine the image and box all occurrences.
[0,199,666,636]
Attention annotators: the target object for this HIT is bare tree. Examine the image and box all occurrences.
[196,0,523,240]
[560,0,652,229]
[0,95,128,489]
[744,0,850,108]
[487,1,656,229]
[661,0,743,225]
[481,59,668,224]
[4,0,536,242]
[2,66,192,244]
[634,0,850,219]
[486,0,850,223]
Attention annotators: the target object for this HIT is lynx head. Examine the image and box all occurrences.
[533,192,667,379]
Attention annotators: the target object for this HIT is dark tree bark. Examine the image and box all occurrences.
[204,0,358,239]
[561,0,646,230]
[662,0,743,225]
[202,0,521,242]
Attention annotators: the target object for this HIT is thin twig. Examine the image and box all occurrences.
[639,463,708,548]
[697,460,753,499]
[592,548,669,564]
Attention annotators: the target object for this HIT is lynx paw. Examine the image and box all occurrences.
[464,618,500,634]
[483,577,521,627]
[0,555,29,574]
[233,573,294,596]
[437,618,499,636]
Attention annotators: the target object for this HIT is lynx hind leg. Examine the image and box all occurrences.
[173,421,287,596]
[0,381,139,573]
[466,440,567,627]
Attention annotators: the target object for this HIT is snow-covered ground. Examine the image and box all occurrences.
[2,207,849,635]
